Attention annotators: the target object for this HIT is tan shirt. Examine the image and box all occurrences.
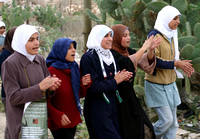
[1,52,50,139]
[145,33,176,84]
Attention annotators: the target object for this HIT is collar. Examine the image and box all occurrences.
[14,51,41,68]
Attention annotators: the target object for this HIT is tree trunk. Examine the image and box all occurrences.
[83,0,91,52]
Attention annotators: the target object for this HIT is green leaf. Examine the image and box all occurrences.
[172,0,188,13]
[192,63,200,73]
[146,1,168,13]
[186,9,200,31]
[194,23,200,42]
[85,9,102,23]
[191,57,200,64]
[134,85,145,96]
[122,0,136,10]
[178,36,196,49]
[100,0,118,12]
[180,44,194,60]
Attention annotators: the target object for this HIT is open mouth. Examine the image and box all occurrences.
[33,47,39,50]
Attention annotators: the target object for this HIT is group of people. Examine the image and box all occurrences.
[0,5,195,139]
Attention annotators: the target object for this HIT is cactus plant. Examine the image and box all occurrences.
[194,23,200,42]
[178,36,196,48]
[86,0,200,117]
[180,44,194,60]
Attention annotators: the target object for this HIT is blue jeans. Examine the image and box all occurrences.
[154,106,178,139]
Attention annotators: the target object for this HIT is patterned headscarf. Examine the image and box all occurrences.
[87,24,117,77]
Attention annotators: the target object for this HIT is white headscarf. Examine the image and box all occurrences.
[87,24,117,77]
[155,6,183,78]
[12,24,39,62]
[0,21,5,28]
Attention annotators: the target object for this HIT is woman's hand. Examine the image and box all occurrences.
[39,75,61,91]
[149,36,162,51]
[114,69,133,84]
[146,36,162,61]
[61,114,71,126]
[82,74,91,86]
[174,60,195,77]
[142,35,162,51]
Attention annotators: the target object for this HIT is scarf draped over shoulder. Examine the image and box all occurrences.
[46,38,82,113]
[111,24,129,57]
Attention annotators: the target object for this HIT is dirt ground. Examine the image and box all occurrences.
[0,112,200,139]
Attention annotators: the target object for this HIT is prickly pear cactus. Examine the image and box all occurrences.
[86,0,200,99]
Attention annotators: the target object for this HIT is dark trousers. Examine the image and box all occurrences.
[51,126,77,139]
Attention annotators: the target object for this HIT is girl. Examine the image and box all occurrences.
[145,6,194,139]
[80,24,132,139]
[1,24,61,139]
[0,26,17,139]
[111,24,162,139]
[46,38,91,139]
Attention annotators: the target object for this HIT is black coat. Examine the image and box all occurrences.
[80,49,121,139]
[111,48,156,139]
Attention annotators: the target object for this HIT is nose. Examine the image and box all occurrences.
[35,39,39,45]
[177,19,180,24]
[109,36,113,41]
[72,47,76,52]
[128,35,131,40]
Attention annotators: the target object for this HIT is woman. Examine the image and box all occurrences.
[1,24,61,139]
[111,24,161,139]
[46,38,91,139]
[0,21,6,50]
[145,6,194,139]
[0,26,17,139]
[80,24,133,139]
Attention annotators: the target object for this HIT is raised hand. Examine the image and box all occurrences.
[149,36,162,50]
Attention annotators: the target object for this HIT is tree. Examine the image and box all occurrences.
[83,0,92,52]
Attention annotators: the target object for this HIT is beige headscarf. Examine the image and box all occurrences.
[12,24,39,62]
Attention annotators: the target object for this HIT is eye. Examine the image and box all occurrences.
[123,34,127,37]
[104,34,109,37]
[28,38,34,42]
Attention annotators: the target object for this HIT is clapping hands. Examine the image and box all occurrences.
[114,69,133,84]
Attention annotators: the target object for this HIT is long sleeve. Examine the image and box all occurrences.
[2,60,43,105]
[47,98,64,129]
[80,52,118,94]
[138,52,156,74]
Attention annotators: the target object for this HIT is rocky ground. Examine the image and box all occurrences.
[0,112,200,139]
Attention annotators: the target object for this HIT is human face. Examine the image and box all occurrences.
[101,32,113,49]
[65,43,76,62]
[0,26,5,35]
[25,33,39,55]
[168,15,180,30]
[121,29,131,48]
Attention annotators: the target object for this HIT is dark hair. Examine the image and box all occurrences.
[2,26,17,53]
